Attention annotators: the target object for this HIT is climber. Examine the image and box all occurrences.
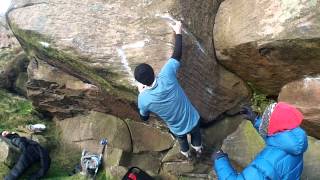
[1,131,51,180]
[134,20,203,159]
[212,102,308,180]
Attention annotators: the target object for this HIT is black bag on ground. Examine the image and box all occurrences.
[122,167,154,180]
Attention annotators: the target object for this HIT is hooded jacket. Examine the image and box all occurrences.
[214,102,308,180]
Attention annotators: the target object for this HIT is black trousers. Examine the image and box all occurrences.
[176,122,202,152]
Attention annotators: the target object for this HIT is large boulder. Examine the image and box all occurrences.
[125,120,174,153]
[175,0,250,121]
[221,121,264,169]
[221,120,320,179]
[214,0,320,95]
[26,58,138,120]
[58,111,132,152]
[7,0,249,122]
[278,77,320,139]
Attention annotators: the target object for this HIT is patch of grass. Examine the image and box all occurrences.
[0,89,42,132]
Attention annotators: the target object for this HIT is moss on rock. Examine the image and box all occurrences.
[222,121,264,168]
[9,22,136,101]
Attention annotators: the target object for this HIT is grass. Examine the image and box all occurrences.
[0,89,42,132]
[0,90,109,179]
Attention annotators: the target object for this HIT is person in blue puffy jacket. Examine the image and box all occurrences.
[212,102,308,180]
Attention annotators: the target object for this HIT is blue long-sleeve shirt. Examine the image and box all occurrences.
[138,58,200,135]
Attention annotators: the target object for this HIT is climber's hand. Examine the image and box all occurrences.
[169,20,182,34]
[240,105,257,123]
[211,149,227,163]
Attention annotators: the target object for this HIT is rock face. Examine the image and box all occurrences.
[27,59,138,120]
[105,166,128,180]
[278,77,320,139]
[4,0,249,177]
[7,0,249,122]
[104,147,128,177]
[203,115,243,149]
[0,24,18,49]
[105,148,124,167]
[125,120,174,153]
[58,111,132,152]
[162,141,181,163]
[160,116,242,177]
[214,0,320,95]
[175,0,250,121]
[0,24,28,94]
[162,161,194,175]
[0,51,28,92]
[221,121,264,169]
[221,120,320,179]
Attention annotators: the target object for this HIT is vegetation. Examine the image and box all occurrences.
[0,89,41,132]
[0,90,108,179]
[248,83,276,115]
